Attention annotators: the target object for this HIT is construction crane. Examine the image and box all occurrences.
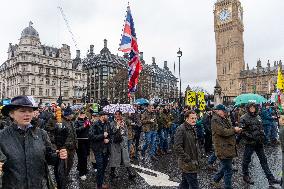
[58,6,79,49]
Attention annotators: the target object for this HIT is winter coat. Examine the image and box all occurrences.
[31,117,46,129]
[157,112,168,131]
[89,119,111,154]
[45,117,77,150]
[74,118,90,139]
[109,120,130,167]
[171,108,181,124]
[141,110,158,132]
[39,111,54,126]
[124,116,134,140]
[260,108,274,126]
[279,127,284,189]
[0,123,58,189]
[174,121,200,173]
[211,112,237,160]
[201,112,212,134]
[0,116,11,130]
[240,112,266,145]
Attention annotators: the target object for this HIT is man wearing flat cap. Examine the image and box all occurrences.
[0,95,68,189]
[211,104,242,189]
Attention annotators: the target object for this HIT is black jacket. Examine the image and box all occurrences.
[75,118,90,139]
[240,112,265,145]
[89,120,111,154]
[0,123,58,189]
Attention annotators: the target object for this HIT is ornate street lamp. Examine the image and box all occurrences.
[177,48,182,107]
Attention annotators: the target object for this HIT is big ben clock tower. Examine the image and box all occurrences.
[214,0,245,97]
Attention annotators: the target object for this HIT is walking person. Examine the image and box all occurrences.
[0,95,68,188]
[174,110,200,189]
[211,104,242,189]
[129,105,142,160]
[141,104,158,161]
[109,111,136,180]
[260,103,278,145]
[278,113,284,188]
[89,111,111,189]
[240,103,281,186]
[75,111,91,180]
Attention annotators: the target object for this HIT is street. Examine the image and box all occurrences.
[63,145,282,189]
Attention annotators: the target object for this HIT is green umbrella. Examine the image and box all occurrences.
[234,93,267,106]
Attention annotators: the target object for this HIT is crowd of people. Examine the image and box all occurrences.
[0,95,283,189]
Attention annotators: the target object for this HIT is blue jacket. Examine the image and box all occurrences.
[260,108,274,126]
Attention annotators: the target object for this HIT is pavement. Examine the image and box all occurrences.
[58,144,282,189]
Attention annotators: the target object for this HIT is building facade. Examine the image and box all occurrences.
[0,22,87,104]
[82,39,178,103]
[240,60,282,98]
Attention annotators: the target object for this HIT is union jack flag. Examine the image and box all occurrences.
[119,6,142,96]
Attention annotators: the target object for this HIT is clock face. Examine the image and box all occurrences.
[219,9,231,22]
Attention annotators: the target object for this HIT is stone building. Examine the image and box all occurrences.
[214,0,281,101]
[240,60,281,98]
[82,39,178,103]
[0,22,87,104]
[214,0,245,99]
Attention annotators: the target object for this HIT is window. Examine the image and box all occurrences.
[64,91,68,97]
[52,89,56,96]
[32,78,36,84]
[31,88,35,96]
[39,67,43,73]
[22,65,27,72]
[21,87,26,95]
[46,89,49,96]
[39,88,43,96]
[52,69,56,75]
[52,79,56,86]
[46,68,50,75]
[46,78,50,85]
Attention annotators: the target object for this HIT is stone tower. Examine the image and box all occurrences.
[214,0,245,97]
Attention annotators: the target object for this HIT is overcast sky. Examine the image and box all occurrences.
[0,0,283,93]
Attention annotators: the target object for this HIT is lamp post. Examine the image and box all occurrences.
[177,48,182,107]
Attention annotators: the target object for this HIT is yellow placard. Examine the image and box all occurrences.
[186,91,196,106]
[197,92,206,111]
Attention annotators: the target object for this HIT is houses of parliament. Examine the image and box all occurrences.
[214,0,282,101]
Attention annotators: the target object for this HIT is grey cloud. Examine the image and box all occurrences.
[0,0,283,94]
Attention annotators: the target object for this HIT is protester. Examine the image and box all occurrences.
[240,103,281,186]
[128,105,142,159]
[109,111,136,179]
[211,104,242,189]
[89,111,111,189]
[141,104,158,161]
[75,111,91,180]
[0,95,67,188]
[156,107,168,156]
[278,113,284,188]
[174,110,200,189]
[261,103,278,145]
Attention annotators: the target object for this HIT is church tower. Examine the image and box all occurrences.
[214,0,245,97]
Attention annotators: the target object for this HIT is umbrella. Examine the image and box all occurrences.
[54,126,69,189]
[103,104,135,114]
[234,93,267,106]
[134,98,149,105]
